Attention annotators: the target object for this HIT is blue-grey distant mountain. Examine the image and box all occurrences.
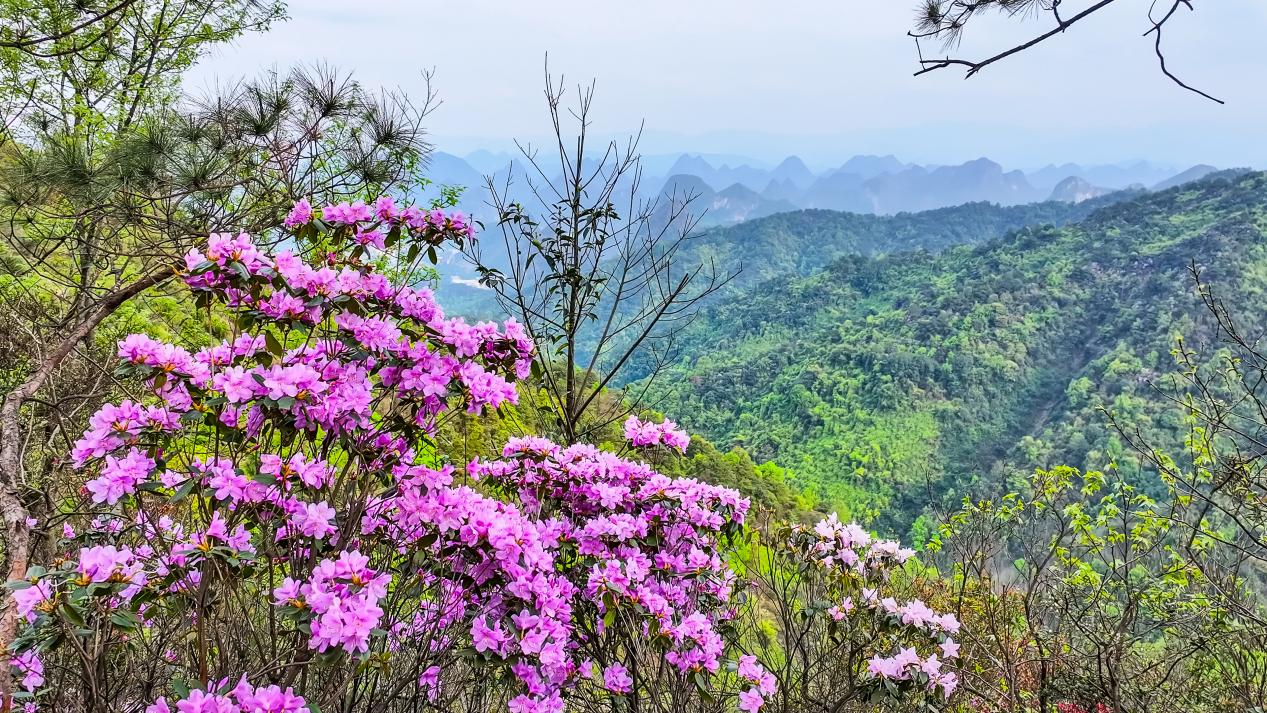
[666,154,716,180]
[1027,163,1087,192]
[761,177,803,204]
[800,172,870,212]
[1029,161,1177,191]
[660,173,714,200]
[462,149,519,174]
[662,155,760,191]
[426,152,485,189]
[715,166,773,192]
[641,152,770,176]
[1080,161,1177,189]
[652,155,1048,217]
[837,154,907,179]
[658,174,797,226]
[1048,176,1114,204]
[1152,164,1219,191]
[423,149,1226,231]
[858,158,1040,214]
[408,152,491,227]
[711,183,798,223]
[769,156,815,189]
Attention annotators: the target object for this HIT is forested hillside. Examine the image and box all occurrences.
[674,193,1137,294]
[640,171,1267,532]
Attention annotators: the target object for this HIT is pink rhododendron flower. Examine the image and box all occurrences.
[602,663,632,694]
[292,500,338,540]
[12,650,43,691]
[738,688,764,712]
[623,416,691,451]
[12,580,53,622]
[283,198,313,228]
[321,201,373,225]
[85,448,154,504]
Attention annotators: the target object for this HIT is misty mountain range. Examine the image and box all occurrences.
[419,150,1222,228]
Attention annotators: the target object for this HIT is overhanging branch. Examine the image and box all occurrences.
[910,0,1224,103]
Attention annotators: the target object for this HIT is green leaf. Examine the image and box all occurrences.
[111,610,141,632]
[691,669,715,703]
[264,330,284,355]
[170,480,198,503]
[60,602,86,627]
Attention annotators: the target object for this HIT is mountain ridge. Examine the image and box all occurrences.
[423,149,1214,229]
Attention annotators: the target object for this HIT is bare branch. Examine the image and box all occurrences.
[464,63,732,444]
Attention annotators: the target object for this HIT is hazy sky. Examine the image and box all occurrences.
[188,1,1266,169]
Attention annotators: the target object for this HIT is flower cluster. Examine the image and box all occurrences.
[866,647,958,698]
[602,663,632,694]
[8,199,559,711]
[360,460,578,705]
[76,544,147,596]
[85,448,155,504]
[274,551,390,654]
[146,680,309,713]
[12,652,42,694]
[171,218,530,433]
[623,416,691,452]
[284,197,474,245]
[783,513,961,700]
[470,436,751,696]
[71,399,181,468]
[736,655,777,712]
